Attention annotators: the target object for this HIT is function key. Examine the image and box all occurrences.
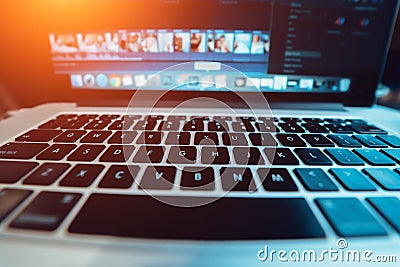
[294,168,337,191]
[214,115,232,122]
[236,116,256,122]
[77,114,98,120]
[0,189,32,223]
[351,124,387,134]
[316,198,386,237]
[84,120,112,130]
[0,161,38,184]
[60,119,89,129]
[324,118,344,124]
[10,191,81,231]
[302,123,329,133]
[158,120,180,131]
[60,164,104,187]
[281,117,301,123]
[132,120,157,131]
[0,142,48,160]
[220,168,256,192]
[208,121,229,132]
[122,115,142,120]
[259,168,298,191]
[258,117,279,122]
[56,114,77,120]
[167,115,186,121]
[180,167,215,191]
[108,119,135,130]
[16,130,62,142]
[183,119,204,131]
[190,116,210,121]
[376,135,400,148]
[145,115,164,120]
[38,119,63,129]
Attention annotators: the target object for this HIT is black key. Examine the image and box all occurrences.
[281,117,301,123]
[294,148,332,165]
[69,195,325,239]
[133,120,157,131]
[180,167,215,191]
[107,131,137,144]
[190,116,209,121]
[249,133,277,146]
[352,135,387,148]
[0,161,38,184]
[201,147,230,165]
[329,168,375,191]
[254,122,278,133]
[80,131,112,143]
[0,189,32,223]
[23,163,70,186]
[294,168,338,191]
[158,120,180,131]
[346,119,367,125]
[328,134,361,147]
[194,132,219,145]
[279,123,305,133]
[84,119,111,130]
[325,124,354,134]
[222,132,248,146]
[122,115,142,121]
[258,168,298,191]
[302,123,329,133]
[220,168,256,192]
[351,124,387,134]
[60,119,89,129]
[303,118,323,123]
[67,145,105,161]
[139,166,176,190]
[53,130,87,143]
[367,197,400,233]
[376,135,400,148]
[277,134,306,147]
[132,146,165,163]
[302,134,334,147]
[233,147,264,165]
[145,115,164,120]
[324,148,364,165]
[60,164,104,187]
[36,144,76,160]
[381,149,400,163]
[38,119,63,129]
[231,122,254,132]
[354,149,395,165]
[167,115,186,121]
[108,119,135,130]
[135,131,162,144]
[10,192,81,231]
[100,114,120,120]
[57,114,77,120]
[316,198,386,237]
[214,115,232,122]
[0,142,48,159]
[183,119,204,131]
[165,132,191,145]
[167,146,197,164]
[324,118,344,123]
[264,148,299,165]
[363,168,400,191]
[77,114,97,120]
[99,145,135,162]
[258,116,279,122]
[98,165,139,189]
[237,116,256,122]
[207,121,228,132]
[16,130,62,142]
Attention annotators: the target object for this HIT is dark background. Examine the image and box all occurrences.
[0,1,399,117]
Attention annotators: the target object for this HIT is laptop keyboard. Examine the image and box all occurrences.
[0,113,399,240]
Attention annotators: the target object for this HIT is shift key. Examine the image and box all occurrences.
[0,142,49,159]
[10,192,81,231]
[0,189,32,223]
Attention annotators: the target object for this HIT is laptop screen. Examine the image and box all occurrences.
[48,0,397,94]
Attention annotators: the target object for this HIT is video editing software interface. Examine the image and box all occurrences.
[49,0,394,93]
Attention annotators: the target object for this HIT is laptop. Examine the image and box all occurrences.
[1,0,400,266]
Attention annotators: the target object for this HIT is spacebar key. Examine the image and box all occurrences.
[69,194,325,240]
